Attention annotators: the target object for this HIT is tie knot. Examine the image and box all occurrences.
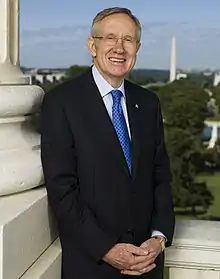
[111,90,123,104]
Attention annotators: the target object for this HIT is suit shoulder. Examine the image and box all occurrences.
[125,79,160,104]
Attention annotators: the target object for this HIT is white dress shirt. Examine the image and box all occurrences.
[92,65,166,241]
[92,65,131,138]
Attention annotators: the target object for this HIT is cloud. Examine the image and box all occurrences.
[20,25,90,46]
[20,22,220,69]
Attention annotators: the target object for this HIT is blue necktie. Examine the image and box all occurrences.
[111,90,132,174]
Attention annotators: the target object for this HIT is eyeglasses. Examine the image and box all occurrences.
[92,35,139,48]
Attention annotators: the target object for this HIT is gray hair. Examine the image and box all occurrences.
[91,7,141,42]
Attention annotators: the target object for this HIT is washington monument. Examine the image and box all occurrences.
[169,36,176,82]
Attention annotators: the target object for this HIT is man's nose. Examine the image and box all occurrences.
[114,39,125,52]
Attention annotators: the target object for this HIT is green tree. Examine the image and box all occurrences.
[156,80,213,214]
[65,65,89,79]
[212,84,220,114]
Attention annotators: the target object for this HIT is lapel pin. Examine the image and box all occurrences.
[135,104,139,108]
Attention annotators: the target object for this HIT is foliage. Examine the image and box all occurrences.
[65,65,89,79]
[127,73,156,85]
[197,172,220,220]
[212,84,220,112]
[155,80,213,213]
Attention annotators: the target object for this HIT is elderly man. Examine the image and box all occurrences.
[41,7,175,279]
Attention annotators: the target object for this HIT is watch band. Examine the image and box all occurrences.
[152,236,166,252]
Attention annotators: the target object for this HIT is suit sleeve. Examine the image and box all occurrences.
[151,98,175,246]
[40,91,117,262]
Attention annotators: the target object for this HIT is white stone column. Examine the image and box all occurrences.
[0,0,45,195]
[165,220,220,279]
[0,0,28,84]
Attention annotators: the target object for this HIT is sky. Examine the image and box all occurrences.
[20,0,220,70]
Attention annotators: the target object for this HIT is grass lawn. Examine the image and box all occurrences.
[197,172,220,220]
[165,172,220,278]
[175,172,220,220]
[207,115,220,121]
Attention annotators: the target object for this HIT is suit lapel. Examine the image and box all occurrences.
[125,81,141,179]
[81,70,131,177]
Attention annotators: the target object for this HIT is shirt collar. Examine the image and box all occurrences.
[92,65,125,98]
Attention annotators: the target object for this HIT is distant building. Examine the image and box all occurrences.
[176,72,187,80]
[213,72,220,87]
[202,120,220,148]
[23,68,66,84]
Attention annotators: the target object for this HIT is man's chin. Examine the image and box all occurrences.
[108,68,128,78]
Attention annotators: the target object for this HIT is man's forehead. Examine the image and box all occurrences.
[98,15,136,33]
[100,13,136,26]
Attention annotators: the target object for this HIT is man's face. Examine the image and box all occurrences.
[88,13,141,84]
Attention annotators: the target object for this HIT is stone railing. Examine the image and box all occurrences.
[165,219,220,279]
[1,197,220,279]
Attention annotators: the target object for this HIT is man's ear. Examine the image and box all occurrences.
[136,42,141,53]
[87,37,97,58]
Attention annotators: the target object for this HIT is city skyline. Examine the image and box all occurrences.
[20,0,220,69]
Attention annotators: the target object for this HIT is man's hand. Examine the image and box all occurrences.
[120,237,163,276]
[140,237,162,259]
[102,243,148,271]
[120,254,156,276]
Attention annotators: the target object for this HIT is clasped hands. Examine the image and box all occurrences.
[103,238,162,276]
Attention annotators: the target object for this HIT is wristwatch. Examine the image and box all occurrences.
[151,236,166,252]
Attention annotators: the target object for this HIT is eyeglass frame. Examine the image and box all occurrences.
[92,34,140,47]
